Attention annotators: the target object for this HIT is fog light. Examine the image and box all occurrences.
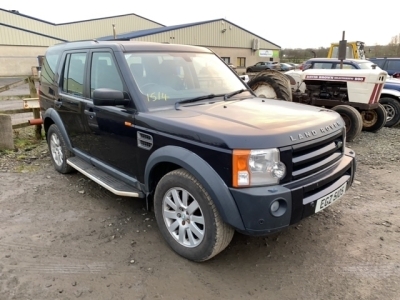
[271,200,280,212]
[270,199,287,217]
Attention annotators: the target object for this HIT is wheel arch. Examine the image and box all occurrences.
[380,94,400,102]
[42,108,73,151]
[145,146,245,231]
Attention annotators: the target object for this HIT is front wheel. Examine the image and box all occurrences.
[379,97,400,127]
[360,103,387,132]
[154,168,234,262]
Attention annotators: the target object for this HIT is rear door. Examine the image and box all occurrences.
[56,51,92,154]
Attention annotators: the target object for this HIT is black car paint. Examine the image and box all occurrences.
[40,41,356,235]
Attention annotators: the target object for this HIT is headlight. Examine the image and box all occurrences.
[233,148,286,187]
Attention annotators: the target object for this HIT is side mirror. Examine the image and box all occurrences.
[93,88,129,106]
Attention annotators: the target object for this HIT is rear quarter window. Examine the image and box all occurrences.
[41,49,61,85]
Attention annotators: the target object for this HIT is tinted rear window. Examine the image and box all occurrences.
[41,48,61,84]
[369,59,385,68]
[387,60,400,70]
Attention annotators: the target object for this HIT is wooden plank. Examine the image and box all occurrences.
[12,122,30,129]
[0,78,29,94]
[0,95,31,101]
[0,108,34,114]
[23,98,40,109]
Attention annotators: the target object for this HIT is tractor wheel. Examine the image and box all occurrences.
[331,105,363,142]
[247,70,292,101]
[379,97,400,127]
[360,103,387,132]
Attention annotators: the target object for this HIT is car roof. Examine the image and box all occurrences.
[47,40,212,53]
[305,58,371,63]
[369,57,400,60]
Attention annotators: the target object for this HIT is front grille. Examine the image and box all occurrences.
[281,130,344,182]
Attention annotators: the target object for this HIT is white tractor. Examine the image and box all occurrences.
[247,68,388,141]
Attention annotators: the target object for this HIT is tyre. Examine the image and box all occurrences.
[379,97,400,127]
[248,71,292,101]
[331,105,363,142]
[47,124,74,174]
[360,103,387,132]
[153,168,234,262]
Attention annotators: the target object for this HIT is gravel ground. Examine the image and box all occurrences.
[0,125,399,300]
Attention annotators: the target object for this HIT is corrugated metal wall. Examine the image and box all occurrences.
[56,15,162,41]
[131,20,279,50]
[0,26,63,46]
[0,10,57,39]
[0,10,163,45]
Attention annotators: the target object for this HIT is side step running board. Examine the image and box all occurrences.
[67,157,143,198]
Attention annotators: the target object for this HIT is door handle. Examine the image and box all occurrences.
[55,99,62,107]
[84,108,96,118]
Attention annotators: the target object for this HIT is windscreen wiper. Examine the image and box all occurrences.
[175,94,223,109]
[223,89,252,100]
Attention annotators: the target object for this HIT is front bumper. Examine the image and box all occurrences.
[229,148,356,236]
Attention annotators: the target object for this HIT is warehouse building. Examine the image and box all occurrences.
[98,19,281,74]
[0,8,280,76]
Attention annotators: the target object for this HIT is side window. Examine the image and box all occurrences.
[62,53,86,96]
[387,60,400,70]
[313,63,333,69]
[41,51,60,85]
[371,59,385,69]
[90,52,123,97]
[335,63,357,69]
[221,57,230,64]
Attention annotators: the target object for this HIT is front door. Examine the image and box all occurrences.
[86,50,139,177]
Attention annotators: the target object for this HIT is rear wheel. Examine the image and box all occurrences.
[360,103,387,132]
[379,97,400,127]
[154,168,234,262]
[331,105,363,142]
[47,124,74,174]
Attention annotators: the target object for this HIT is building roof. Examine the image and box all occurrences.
[0,22,68,42]
[0,8,164,27]
[97,18,281,48]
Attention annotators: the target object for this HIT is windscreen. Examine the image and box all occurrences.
[124,52,249,110]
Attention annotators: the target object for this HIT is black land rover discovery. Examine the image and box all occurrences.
[39,40,356,262]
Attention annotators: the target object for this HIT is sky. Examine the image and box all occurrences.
[2,0,398,49]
